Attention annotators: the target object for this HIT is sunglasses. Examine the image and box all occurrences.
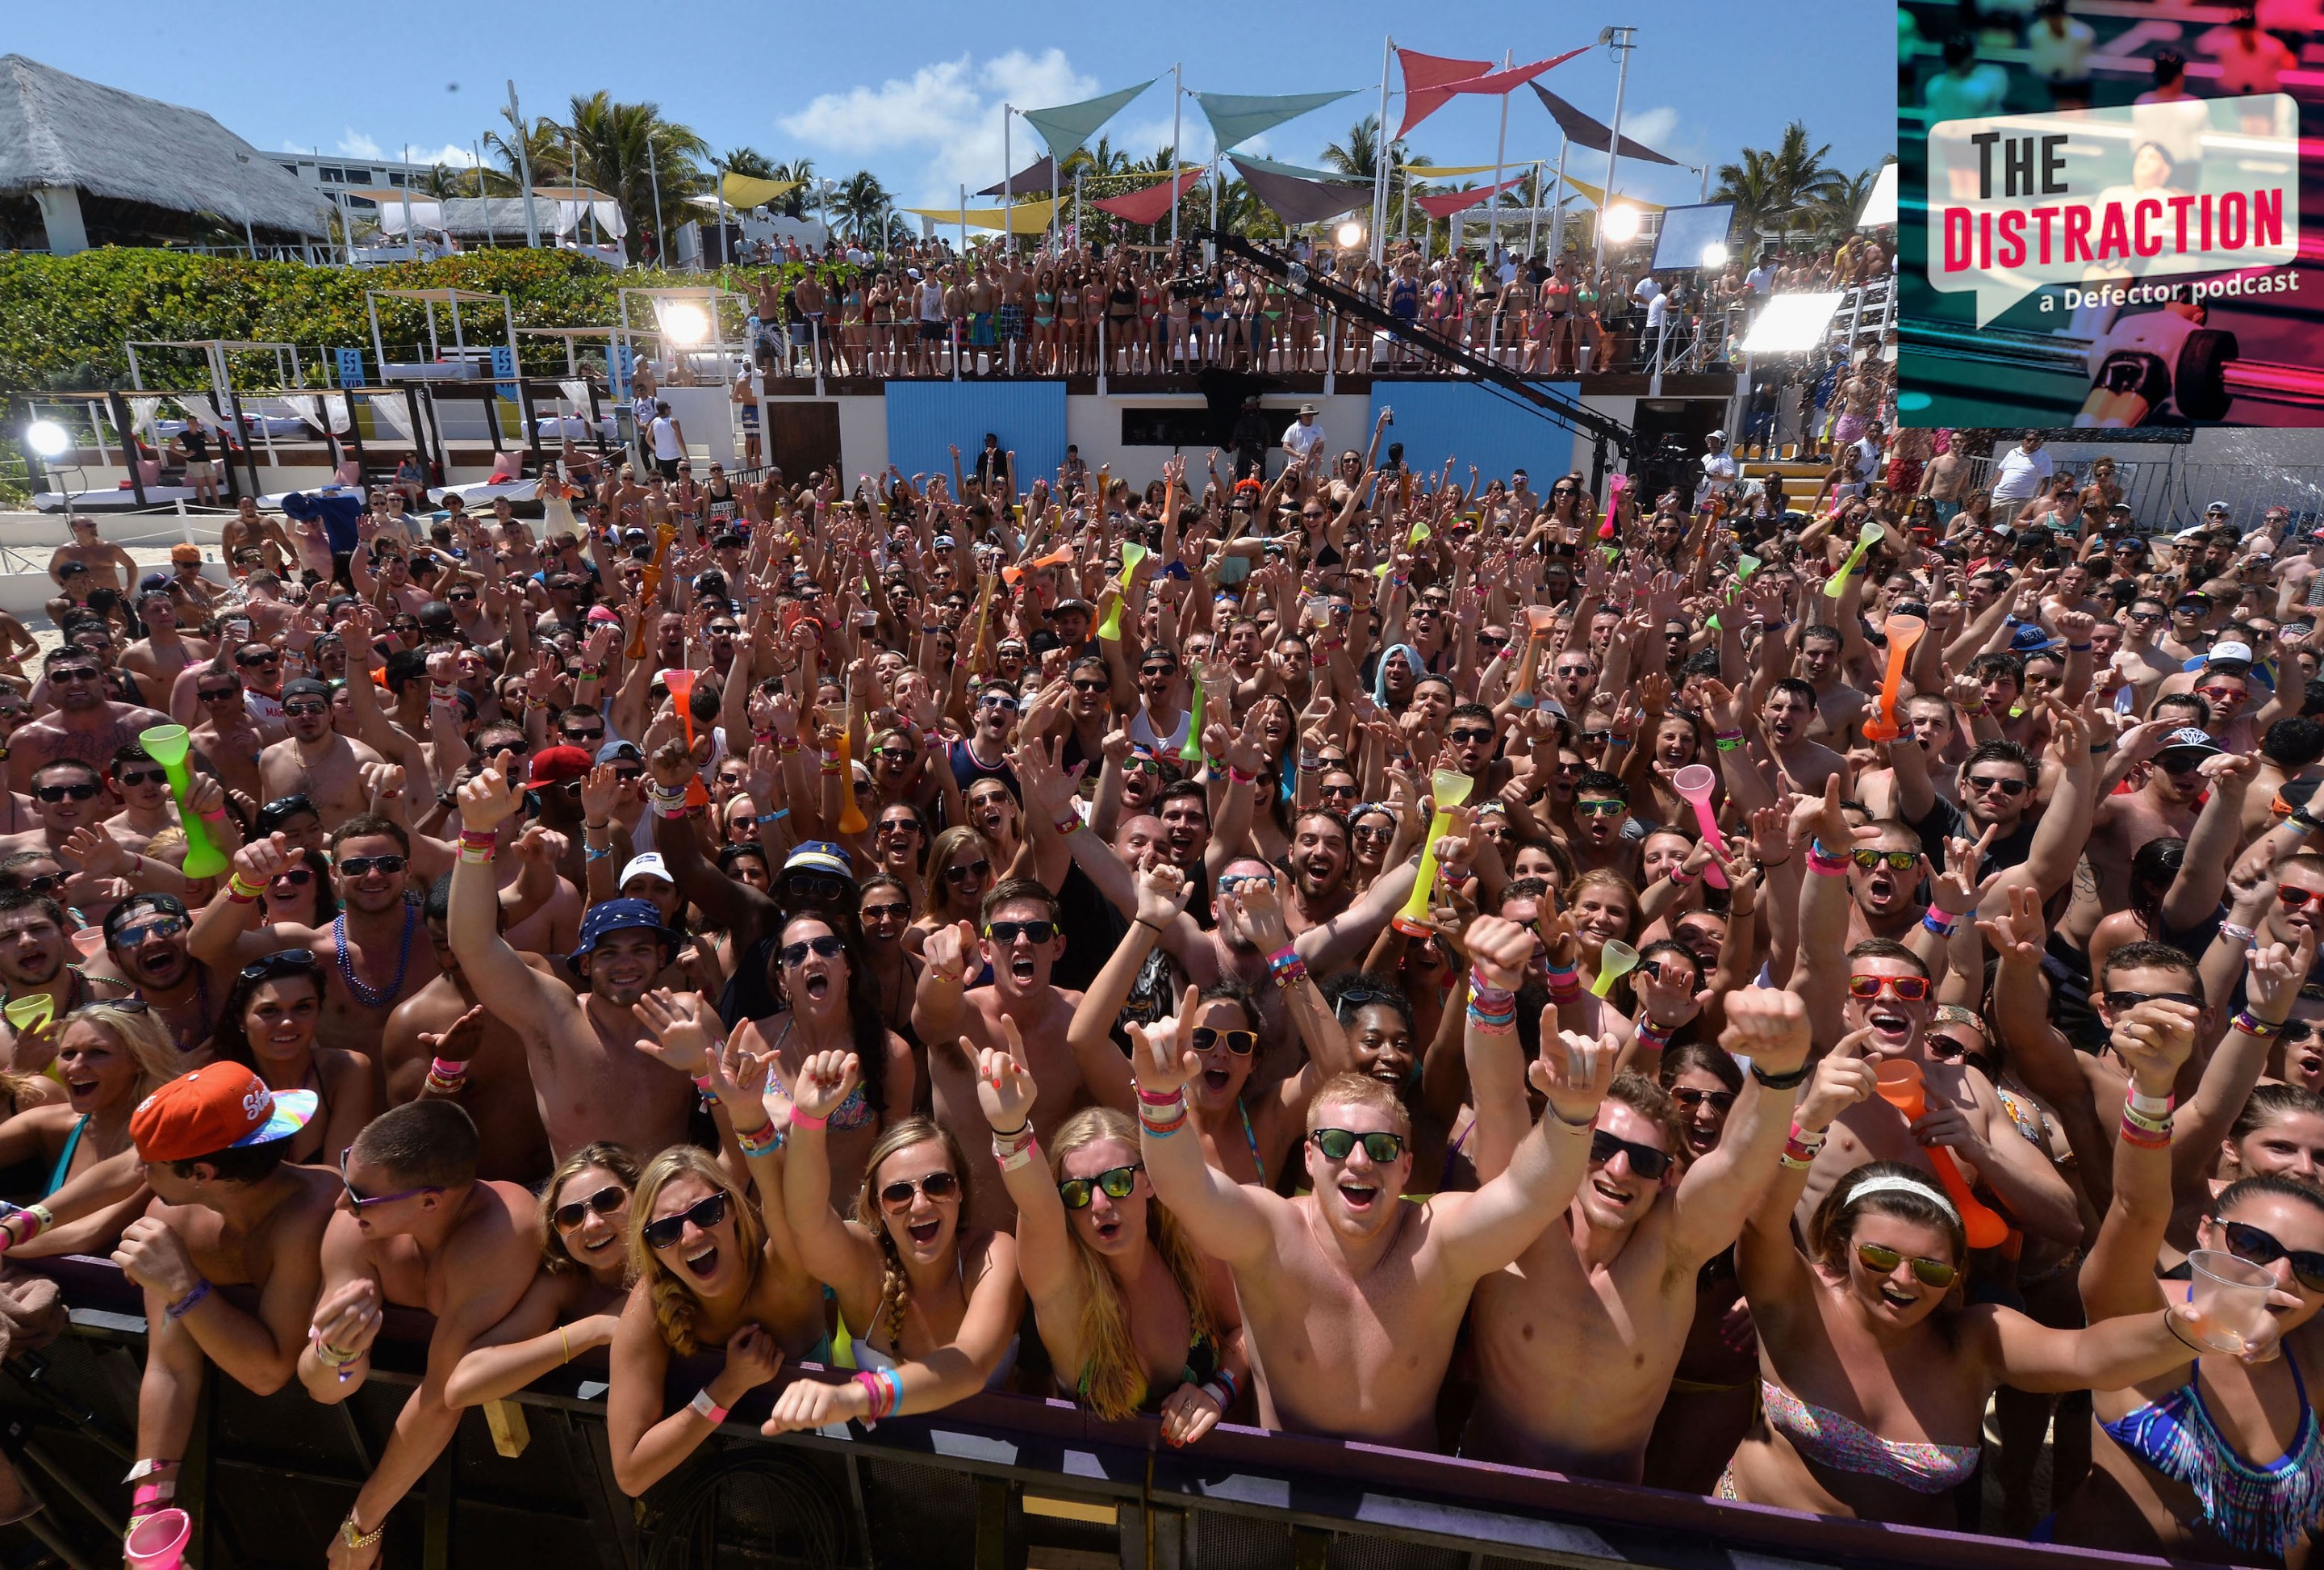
[446,591,478,604]
[1590,1129,1674,1180]
[780,934,846,967]
[47,668,100,684]
[859,902,910,923]
[337,855,407,877]
[1965,774,2027,797]
[115,767,167,789]
[985,919,1057,944]
[878,1170,962,1208]
[10,874,61,895]
[640,1191,729,1250]
[1850,849,1921,872]
[339,1145,444,1210]
[1849,973,1933,1003]
[562,730,606,746]
[1575,799,1626,818]
[943,859,994,885]
[1318,782,1358,800]
[1069,679,1110,694]
[113,917,188,946]
[1218,873,1276,894]
[2221,1219,2324,1293]
[1310,1127,1407,1162]
[980,693,1020,713]
[236,651,281,666]
[282,701,328,718]
[1192,1027,1257,1056]
[1139,666,1177,680]
[553,1184,626,1231]
[2279,886,2324,912]
[1123,756,1167,778]
[34,782,99,802]
[1448,728,1497,747]
[196,687,239,702]
[1057,1163,1143,1210]
[1670,1086,1735,1114]
[2101,989,2204,1011]
[2195,685,2245,704]
[268,867,316,888]
[1854,1241,1958,1290]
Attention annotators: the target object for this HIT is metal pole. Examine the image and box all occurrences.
[478,140,495,249]
[1169,65,1182,249]
[1371,34,1394,267]
[1527,160,1542,260]
[1401,174,1411,246]
[1595,27,1636,278]
[233,154,257,259]
[401,144,415,261]
[509,81,541,247]
[1487,51,1511,256]
[648,137,666,268]
[1051,132,1060,250]
[1549,141,1569,259]
[1073,172,1081,245]
[1004,107,1013,257]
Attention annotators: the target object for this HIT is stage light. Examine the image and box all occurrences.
[1603,205,1641,243]
[23,421,68,458]
[1741,291,1845,354]
[1700,241,1728,269]
[661,303,710,345]
[1335,220,1365,248]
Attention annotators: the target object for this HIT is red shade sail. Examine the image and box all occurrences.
[1414,175,1528,220]
[1396,48,1494,136]
[1090,169,1202,226]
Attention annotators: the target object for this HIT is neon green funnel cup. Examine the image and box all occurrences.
[140,725,228,878]
[1097,542,1147,642]
[1393,770,1474,936]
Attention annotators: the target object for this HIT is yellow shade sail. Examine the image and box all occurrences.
[720,173,803,210]
[1398,162,1528,177]
[903,195,1065,234]
[1561,175,1665,212]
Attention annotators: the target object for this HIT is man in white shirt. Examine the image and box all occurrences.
[1281,404,1327,469]
[647,401,687,482]
[1633,274,1667,371]
[1695,430,1739,512]
[1839,421,1885,501]
[1743,253,1779,320]
[1988,429,2053,525]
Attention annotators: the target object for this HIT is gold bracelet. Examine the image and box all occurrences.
[559,1325,572,1366]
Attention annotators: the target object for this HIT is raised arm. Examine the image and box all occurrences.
[1062,862,1194,1113]
[1429,1020,1613,1284]
[1665,987,1813,1266]
[1132,986,1283,1270]
[448,752,572,1032]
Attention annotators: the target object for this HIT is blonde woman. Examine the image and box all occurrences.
[764,1049,1023,1432]
[605,994,825,1497]
[973,1036,1248,1442]
[445,1143,640,1409]
[908,826,995,959]
[0,1001,180,1256]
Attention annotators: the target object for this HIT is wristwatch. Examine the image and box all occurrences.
[341,1513,384,1551]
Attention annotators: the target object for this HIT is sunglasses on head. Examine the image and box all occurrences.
[780,934,846,968]
[879,1170,962,1208]
[1854,1241,1958,1289]
[1310,1127,1407,1162]
[336,854,407,877]
[1849,973,1932,1003]
[338,1145,444,1210]
[1670,1086,1735,1113]
[553,1184,625,1231]
[1850,848,1921,872]
[1057,1163,1143,1210]
[1192,1027,1257,1056]
[640,1191,729,1250]
[1590,1129,1674,1179]
[240,948,321,984]
[34,782,98,802]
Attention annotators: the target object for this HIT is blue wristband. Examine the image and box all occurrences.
[756,808,789,824]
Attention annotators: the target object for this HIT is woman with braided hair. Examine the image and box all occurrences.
[765,1048,1022,1433]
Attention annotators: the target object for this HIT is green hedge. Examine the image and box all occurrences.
[0,248,858,391]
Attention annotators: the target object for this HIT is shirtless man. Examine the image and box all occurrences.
[102,893,226,1058]
[188,819,441,1078]
[914,879,1088,1228]
[112,1066,336,1542]
[0,888,128,1067]
[1132,983,1611,1449]
[792,268,828,377]
[1753,678,1848,797]
[122,588,215,699]
[219,497,294,577]
[10,646,173,780]
[1796,626,1870,743]
[1461,921,1810,1480]
[380,875,553,1184]
[446,755,696,1159]
[2111,596,2180,714]
[186,668,274,806]
[1567,771,1645,881]
[299,1101,537,1569]
[2083,726,2213,915]
[48,515,136,603]
[261,678,389,831]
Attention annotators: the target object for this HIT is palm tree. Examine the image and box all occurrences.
[558,92,711,261]
[1807,165,1883,246]
[1064,136,1132,182]
[832,170,891,241]
[721,147,778,180]
[486,107,571,188]
[1713,119,1846,243]
[420,164,466,199]
[771,159,815,218]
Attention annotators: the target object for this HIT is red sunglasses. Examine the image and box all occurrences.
[1849,973,1932,1004]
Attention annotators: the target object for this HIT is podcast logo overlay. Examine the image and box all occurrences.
[1926,96,2298,327]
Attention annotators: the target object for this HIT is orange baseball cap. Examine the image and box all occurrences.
[132,1065,317,1163]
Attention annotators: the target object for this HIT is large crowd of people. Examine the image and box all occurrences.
[2,417,2317,1568]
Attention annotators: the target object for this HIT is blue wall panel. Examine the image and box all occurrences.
[884,383,1068,493]
[1365,382,1580,488]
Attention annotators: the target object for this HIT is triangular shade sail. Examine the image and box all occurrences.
[1397,48,1493,137]
[1398,163,1507,177]
[1561,175,1664,213]
[903,196,1064,234]
[1230,158,1371,226]
[1528,86,1682,165]
[1191,90,1356,153]
[1459,49,1590,97]
[1229,153,1353,183]
[1091,169,1203,225]
[1022,82,1154,161]
[980,156,1058,197]
[719,173,802,209]
[1415,176,1528,220]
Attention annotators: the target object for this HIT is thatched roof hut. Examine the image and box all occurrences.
[0,54,331,252]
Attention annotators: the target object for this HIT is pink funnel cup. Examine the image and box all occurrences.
[125,1508,190,1570]
[1670,765,1728,890]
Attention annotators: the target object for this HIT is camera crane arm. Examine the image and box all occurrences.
[1193,229,1638,489]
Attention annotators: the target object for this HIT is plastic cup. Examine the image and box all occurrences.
[2184,1249,2277,1354]
[72,927,106,960]
[124,1507,190,1570]
[2,995,52,1035]
[1590,940,1639,998]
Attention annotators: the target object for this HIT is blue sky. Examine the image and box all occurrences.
[16,1,1887,215]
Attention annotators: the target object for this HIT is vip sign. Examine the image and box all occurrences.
[1925,97,2298,326]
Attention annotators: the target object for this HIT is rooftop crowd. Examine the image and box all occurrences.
[1,412,2318,1568]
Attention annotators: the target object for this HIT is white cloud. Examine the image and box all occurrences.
[1620,107,1681,157]
[336,130,384,160]
[416,144,480,169]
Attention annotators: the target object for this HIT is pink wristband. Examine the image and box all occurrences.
[788,1108,828,1130]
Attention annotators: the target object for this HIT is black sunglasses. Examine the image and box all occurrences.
[2221,1219,2324,1294]
[553,1184,626,1231]
[1057,1164,1142,1210]
[1589,1129,1674,1180]
[640,1191,729,1250]
[943,859,994,885]
[786,873,849,902]
[780,934,846,968]
[2102,990,2204,1011]
[859,901,910,922]
[34,783,98,802]
[336,854,407,877]
[1670,1086,1735,1113]
[1310,1128,1407,1162]
[984,919,1056,944]
[240,948,321,984]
